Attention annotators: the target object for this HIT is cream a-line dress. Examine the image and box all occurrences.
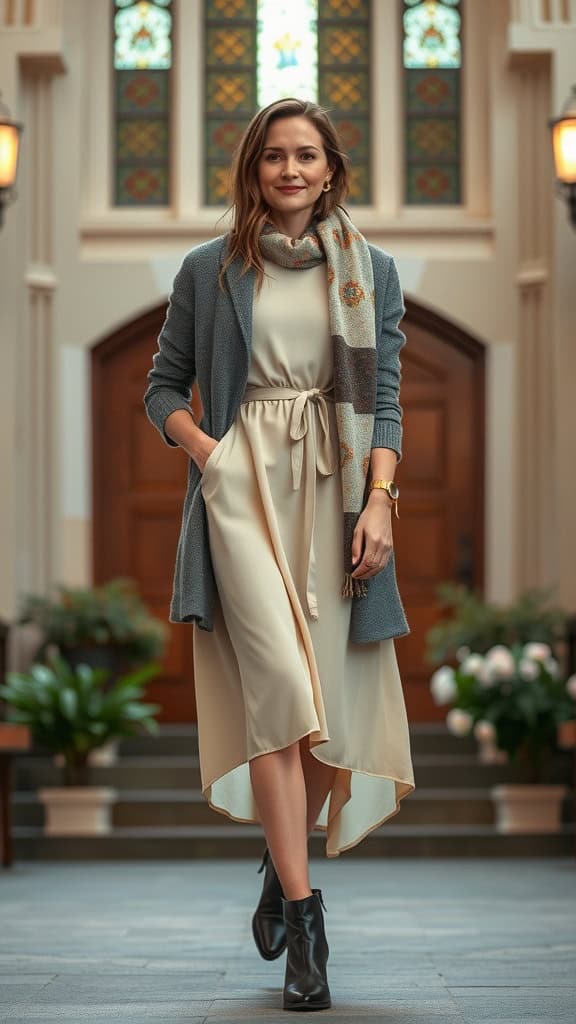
[193,258,415,857]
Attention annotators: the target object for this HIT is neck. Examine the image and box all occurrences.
[267,210,314,241]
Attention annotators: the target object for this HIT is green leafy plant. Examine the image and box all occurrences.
[0,650,162,785]
[18,578,167,664]
[429,642,576,783]
[425,583,567,666]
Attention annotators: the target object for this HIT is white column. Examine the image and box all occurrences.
[550,49,576,609]
[513,59,557,591]
[0,5,65,620]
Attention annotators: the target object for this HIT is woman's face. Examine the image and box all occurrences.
[257,116,332,221]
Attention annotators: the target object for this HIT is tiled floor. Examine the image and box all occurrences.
[1,857,575,1023]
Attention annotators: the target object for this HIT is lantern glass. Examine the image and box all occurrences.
[0,122,21,189]
[552,117,576,185]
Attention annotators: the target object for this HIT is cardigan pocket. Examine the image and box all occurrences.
[200,429,231,491]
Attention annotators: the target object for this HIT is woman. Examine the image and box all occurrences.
[144,97,415,1012]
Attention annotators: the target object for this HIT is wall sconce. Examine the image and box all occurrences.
[550,85,576,229]
[0,93,24,228]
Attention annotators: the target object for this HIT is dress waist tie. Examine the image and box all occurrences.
[240,384,337,619]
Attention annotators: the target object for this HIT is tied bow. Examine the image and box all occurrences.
[289,387,336,491]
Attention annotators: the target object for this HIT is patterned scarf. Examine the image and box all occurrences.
[259,205,376,600]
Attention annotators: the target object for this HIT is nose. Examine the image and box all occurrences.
[282,159,299,179]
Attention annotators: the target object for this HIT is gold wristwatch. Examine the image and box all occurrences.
[369,479,400,518]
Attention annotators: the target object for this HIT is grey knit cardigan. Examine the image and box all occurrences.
[143,233,410,642]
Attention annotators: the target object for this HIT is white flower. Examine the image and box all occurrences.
[522,642,551,662]
[566,674,576,700]
[484,645,516,679]
[460,653,485,678]
[473,719,496,742]
[519,657,539,681]
[430,666,457,705]
[544,657,559,678]
[446,708,474,736]
[456,645,471,663]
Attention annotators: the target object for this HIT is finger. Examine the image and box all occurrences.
[352,551,378,579]
[354,544,394,578]
[351,527,364,567]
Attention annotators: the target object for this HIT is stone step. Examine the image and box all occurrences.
[119,723,478,758]
[9,786,492,828]
[13,785,573,829]
[12,823,576,860]
[13,752,572,792]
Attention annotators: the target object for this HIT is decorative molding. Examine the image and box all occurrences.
[510,0,576,27]
[515,263,549,288]
[1,0,63,30]
[24,264,58,291]
[1,0,66,73]
[511,59,556,592]
[78,212,495,239]
[17,71,60,594]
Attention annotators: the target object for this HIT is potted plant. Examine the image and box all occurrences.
[429,643,576,832]
[0,650,161,835]
[425,583,567,665]
[18,577,168,674]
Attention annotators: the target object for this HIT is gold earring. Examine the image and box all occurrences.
[321,179,332,192]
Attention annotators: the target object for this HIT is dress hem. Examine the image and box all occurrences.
[202,732,416,859]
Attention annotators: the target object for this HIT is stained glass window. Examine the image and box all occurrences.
[257,1,318,107]
[402,0,462,204]
[204,0,371,206]
[113,0,173,205]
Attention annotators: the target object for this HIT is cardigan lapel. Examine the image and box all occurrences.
[223,251,255,358]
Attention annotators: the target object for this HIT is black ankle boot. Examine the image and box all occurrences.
[252,847,287,961]
[282,889,331,1012]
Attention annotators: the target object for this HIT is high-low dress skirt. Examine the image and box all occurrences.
[192,259,415,857]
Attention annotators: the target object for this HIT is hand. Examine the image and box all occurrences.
[351,491,394,579]
[190,433,219,473]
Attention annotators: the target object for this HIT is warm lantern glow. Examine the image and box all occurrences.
[549,85,576,228]
[551,118,576,185]
[0,121,21,189]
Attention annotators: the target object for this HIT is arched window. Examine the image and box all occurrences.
[402,0,462,205]
[204,0,372,207]
[112,0,174,206]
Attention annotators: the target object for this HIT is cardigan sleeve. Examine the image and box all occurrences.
[371,256,406,462]
[143,252,196,447]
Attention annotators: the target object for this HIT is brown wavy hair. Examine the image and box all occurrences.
[218,98,350,293]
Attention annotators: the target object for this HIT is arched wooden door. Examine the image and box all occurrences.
[91,298,484,722]
[397,300,485,719]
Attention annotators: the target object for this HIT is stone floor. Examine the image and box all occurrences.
[1,857,575,1023]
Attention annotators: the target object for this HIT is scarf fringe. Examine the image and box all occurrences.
[341,573,368,600]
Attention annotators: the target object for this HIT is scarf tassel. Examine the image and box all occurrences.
[341,573,368,600]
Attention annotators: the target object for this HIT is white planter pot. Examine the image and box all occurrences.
[491,784,567,833]
[37,787,118,835]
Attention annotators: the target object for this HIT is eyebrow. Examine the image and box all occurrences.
[262,145,321,152]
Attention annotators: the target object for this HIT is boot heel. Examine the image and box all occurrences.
[252,847,287,961]
[282,889,331,1012]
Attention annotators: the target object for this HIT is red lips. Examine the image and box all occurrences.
[277,186,304,193]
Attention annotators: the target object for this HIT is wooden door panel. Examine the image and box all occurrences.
[92,310,196,722]
[394,303,485,719]
[92,300,484,722]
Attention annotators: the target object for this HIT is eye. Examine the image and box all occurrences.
[264,153,281,161]
[300,153,316,161]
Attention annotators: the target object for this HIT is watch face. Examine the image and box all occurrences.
[388,482,399,500]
